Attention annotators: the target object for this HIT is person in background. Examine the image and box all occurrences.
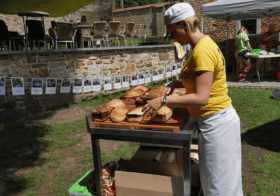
[101,16,109,27]
[143,3,243,196]
[254,23,278,78]
[78,15,89,25]
[235,28,243,80]
[236,26,252,83]
[49,21,57,37]
[78,15,90,48]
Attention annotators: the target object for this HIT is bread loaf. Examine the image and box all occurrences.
[127,107,144,115]
[106,99,125,108]
[134,85,149,92]
[126,106,144,122]
[110,106,128,122]
[123,89,145,98]
[94,104,111,114]
[157,106,172,115]
[150,106,173,122]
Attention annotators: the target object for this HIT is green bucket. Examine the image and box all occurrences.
[251,49,262,55]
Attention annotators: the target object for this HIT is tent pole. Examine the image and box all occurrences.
[227,20,229,75]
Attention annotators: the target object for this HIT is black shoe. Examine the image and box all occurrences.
[253,75,258,79]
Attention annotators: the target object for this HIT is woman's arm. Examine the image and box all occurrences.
[163,80,184,95]
[142,71,213,117]
[166,71,213,108]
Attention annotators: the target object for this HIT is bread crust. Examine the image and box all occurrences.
[157,106,172,115]
[134,85,149,92]
[127,107,144,115]
[110,106,128,122]
[123,89,145,98]
[106,99,125,108]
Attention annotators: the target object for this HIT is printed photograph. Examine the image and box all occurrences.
[158,68,163,75]
[47,79,56,87]
[132,74,137,81]
[32,78,43,88]
[61,78,71,87]
[93,78,100,85]
[153,69,158,76]
[114,76,121,83]
[0,77,5,87]
[74,79,83,86]
[145,71,150,78]
[122,75,129,82]
[138,72,144,79]
[172,65,176,71]
[12,78,24,87]
[104,77,111,84]
[84,78,92,86]
[177,63,181,69]
[167,66,171,72]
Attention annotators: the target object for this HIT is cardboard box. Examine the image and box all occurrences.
[115,160,199,196]
[115,145,200,196]
[132,146,165,161]
[116,171,183,196]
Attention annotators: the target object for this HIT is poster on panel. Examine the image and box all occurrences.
[93,78,101,91]
[73,78,83,93]
[46,78,57,94]
[114,76,121,89]
[122,75,129,88]
[138,72,144,85]
[31,78,43,95]
[0,77,5,95]
[60,78,71,93]
[131,74,138,86]
[11,77,25,95]
[83,78,92,92]
[144,71,150,83]
[104,76,112,90]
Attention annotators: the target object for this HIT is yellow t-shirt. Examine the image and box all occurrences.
[181,36,232,117]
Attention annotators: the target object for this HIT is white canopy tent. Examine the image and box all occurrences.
[201,0,280,75]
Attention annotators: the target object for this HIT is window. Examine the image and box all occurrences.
[241,19,257,34]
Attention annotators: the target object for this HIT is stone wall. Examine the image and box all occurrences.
[0,46,179,122]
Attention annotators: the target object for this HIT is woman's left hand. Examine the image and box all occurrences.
[142,97,163,118]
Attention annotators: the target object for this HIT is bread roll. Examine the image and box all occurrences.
[134,85,149,92]
[94,104,110,114]
[154,86,166,92]
[124,89,145,98]
[110,106,128,122]
[106,99,125,108]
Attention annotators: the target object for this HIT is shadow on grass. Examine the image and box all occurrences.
[241,118,280,153]
[0,122,51,195]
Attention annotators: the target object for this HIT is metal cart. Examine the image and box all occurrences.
[86,113,197,196]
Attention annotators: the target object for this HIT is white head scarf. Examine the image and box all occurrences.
[164,3,195,25]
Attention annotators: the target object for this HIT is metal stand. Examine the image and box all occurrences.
[86,113,197,196]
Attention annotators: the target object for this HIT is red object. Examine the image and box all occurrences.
[110,181,116,195]
[269,71,280,80]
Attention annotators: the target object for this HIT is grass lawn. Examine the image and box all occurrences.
[0,85,279,195]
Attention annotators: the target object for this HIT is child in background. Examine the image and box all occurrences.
[236,26,253,83]
[235,29,242,80]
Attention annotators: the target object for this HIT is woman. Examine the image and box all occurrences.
[142,3,243,196]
